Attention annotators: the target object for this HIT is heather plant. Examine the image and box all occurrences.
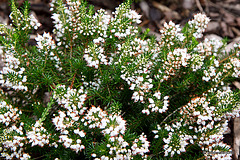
[0,0,239,159]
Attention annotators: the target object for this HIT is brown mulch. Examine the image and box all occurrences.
[0,0,240,41]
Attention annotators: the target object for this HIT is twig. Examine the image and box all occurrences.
[70,72,77,89]
[205,0,209,14]
[160,106,182,126]
[195,0,204,13]
[219,52,237,64]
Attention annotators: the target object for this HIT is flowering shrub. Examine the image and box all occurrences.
[0,0,240,159]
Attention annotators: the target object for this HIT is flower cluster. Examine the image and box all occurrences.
[9,3,41,31]
[163,132,191,157]
[131,133,150,157]
[188,13,210,39]
[83,106,127,137]
[35,32,62,71]
[0,48,27,91]
[194,38,223,57]
[0,101,21,126]
[83,106,150,159]
[162,48,191,81]
[35,32,56,50]
[53,85,87,116]
[230,57,240,78]
[112,2,141,39]
[52,85,87,152]
[1,128,30,160]
[0,101,29,160]
[26,120,50,147]
[159,21,185,47]
[233,43,240,57]
[153,88,239,159]
[191,53,204,71]
[84,44,108,69]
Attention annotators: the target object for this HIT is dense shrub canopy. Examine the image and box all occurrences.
[0,0,239,159]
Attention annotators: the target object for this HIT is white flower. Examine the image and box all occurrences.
[153,91,161,99]
[148,98,154,104]
[188,13,210,39]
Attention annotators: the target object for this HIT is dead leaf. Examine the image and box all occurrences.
[231,27,240,36]
[228,26,235,38]
[209,12,220,18]
[152,1,171,12]
[220,21,229,37]
[233,81,240,90]
[152,1,181,20]
[236,17,240,27]
[139,1,150,18]
[182,0,194,9]
[223,11,235,25]
[206,21,219,33]
[149,7,162,21]
[164,11,181,21]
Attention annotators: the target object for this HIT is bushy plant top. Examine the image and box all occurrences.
[0,0,239,159]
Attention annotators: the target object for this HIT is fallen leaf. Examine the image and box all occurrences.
[139,1,150,18]
[152,1,181,20]
[206,21,220,33]
[233,81,240,90]
[231,27,240,36]
[236,17,240,27]
[182,0,194,9]
[223,11,235,25]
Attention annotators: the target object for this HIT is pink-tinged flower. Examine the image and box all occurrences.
[188,13,210,39]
